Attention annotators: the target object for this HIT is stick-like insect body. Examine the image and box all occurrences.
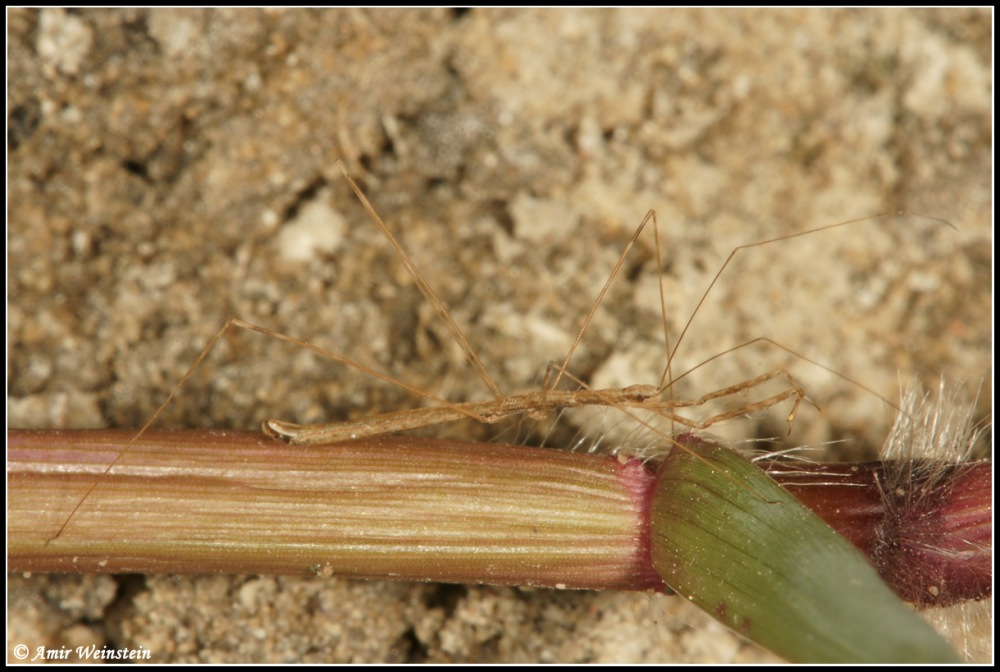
[48,162,954,545]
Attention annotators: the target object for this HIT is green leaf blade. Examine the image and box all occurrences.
[650,436,961,663]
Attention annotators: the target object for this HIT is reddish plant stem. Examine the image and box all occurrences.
[8,428,663,591]
[765,457,992,607]
[7,428,991,606]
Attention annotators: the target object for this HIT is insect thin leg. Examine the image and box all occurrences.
[48,317,243,543]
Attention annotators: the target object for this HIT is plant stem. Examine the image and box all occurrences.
[9,429,661,591]
[9,428,990,608]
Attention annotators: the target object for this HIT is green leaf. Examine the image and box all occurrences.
[650,436,960,663]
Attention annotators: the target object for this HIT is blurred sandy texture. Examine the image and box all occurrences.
[8,8,991,663]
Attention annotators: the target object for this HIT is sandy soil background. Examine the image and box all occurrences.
[8,8,991,663]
